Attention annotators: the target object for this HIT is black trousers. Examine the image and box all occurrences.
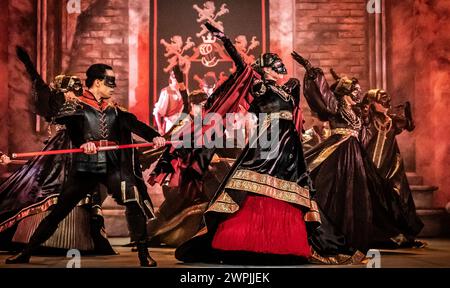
[25,170,147,252]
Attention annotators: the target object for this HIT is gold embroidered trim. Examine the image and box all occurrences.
[386,153,401,180]
[0,195,95,233]
[269,111,293,121]
[207,190,321,224]
[331,128,359,138]
[207,170,321,223]
[308,247,366,265]
[372,117,392,168]
[308,134,351,171]
[207,191,240,214]
[0,196,58,233]
[227,169,312,207]
[304,210,322,223]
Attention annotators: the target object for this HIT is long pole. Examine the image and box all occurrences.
[11,141,181,159]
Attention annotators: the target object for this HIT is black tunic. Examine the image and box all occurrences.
[0,82,114,253]
[55,91,160,217]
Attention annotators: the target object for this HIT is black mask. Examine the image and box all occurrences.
[378,92,391,109]
[333,77,361,103]
[255,53,288,75]
[104,75,117,88]
[367,89,391,109]
[271,59,287,75]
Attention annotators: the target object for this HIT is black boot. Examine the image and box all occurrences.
[137,241,157,267]
[5,250,31,264]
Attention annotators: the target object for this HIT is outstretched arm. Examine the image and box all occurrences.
[391,101,415,134]
[204,22,245,71]
[173,64,189,115]
[403,101,415,132]
[292,51,338,120]
[16,46,65,118]
[123,108,162,142]
[16,46,40,82]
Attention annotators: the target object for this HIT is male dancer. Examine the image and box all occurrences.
[6,63,165,267]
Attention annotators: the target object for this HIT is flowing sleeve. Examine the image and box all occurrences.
[32,78,65,119]
[121,110,160,142]
[391,102,415,134]
[303,69,339,121]
[149,65,256,186]
[391,115,411,135]
[222,37,246,72]
[359,120,375,149]
[180,88,189,115]
[282,78,304,135]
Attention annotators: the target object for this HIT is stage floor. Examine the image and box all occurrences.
[1,238,449,268]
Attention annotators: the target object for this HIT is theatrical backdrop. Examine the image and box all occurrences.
[0,0,448,237]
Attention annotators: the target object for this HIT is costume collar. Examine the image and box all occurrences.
[80,90,111,111]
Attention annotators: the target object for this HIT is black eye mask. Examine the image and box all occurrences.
[378,94,391,109]
[255,53,288,75]
[104,75,117,88]
[271,60,287,75]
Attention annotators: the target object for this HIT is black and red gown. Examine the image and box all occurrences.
[170,38,363,265]
[361,109,423,244]
[175,77,321,263]
[303,69,419,252]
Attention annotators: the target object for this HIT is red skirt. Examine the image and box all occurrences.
[211,194,311,257]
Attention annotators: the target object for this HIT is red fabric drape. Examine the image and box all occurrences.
[151,65,304,185]
[212,195,311,257]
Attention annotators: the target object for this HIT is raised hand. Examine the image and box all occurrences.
[404,101,415,131]
[16,46,40,80]
[204,22,226,40]
[291,51,312,70]
[330,68,340,81]
[291,51,319,79]
[16,46,32,64]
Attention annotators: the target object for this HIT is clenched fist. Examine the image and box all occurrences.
[81,142,98,154]
[152,137,166,148]
[0,154,11,165]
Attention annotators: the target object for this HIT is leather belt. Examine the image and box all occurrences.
[91,140,118,147]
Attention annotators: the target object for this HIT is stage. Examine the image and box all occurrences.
[1,238,449,268]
